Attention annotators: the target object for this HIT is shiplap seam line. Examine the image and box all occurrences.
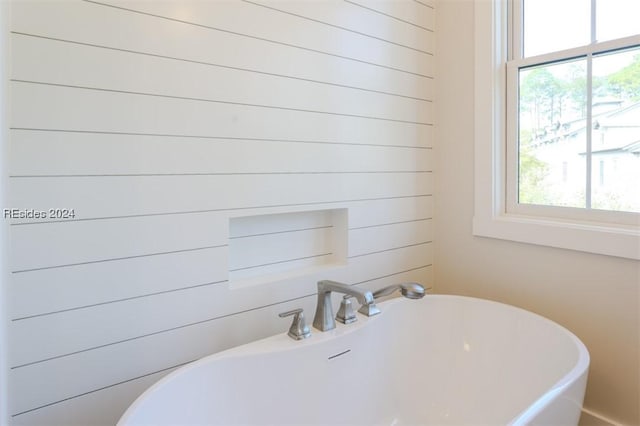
[241,0,433,55]
[413,0,435,10]
[348,217,432,230]
[348,241,432,259]
[12,280,229,322]
[353,264,432,286]
[10,264,432,370]
[230,225,333,239]
[11,171,433,178]
[343,0,434,32]
[11,32,434,99]
[11,245,227,274]
[10,127,434,150]
[10,360,197,418]
[230,252,333,273]
[10,194,433,226]
[12,79,433,126]
[83,0,431,78]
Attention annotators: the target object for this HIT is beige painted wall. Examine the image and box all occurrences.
[434,1,640,424]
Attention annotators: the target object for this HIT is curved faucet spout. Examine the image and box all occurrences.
[312,280,378,332]
[318,280,375,305]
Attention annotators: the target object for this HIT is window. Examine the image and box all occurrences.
[473,0,640,260]
[507,0,640,218]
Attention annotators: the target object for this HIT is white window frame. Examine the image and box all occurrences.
[473,0,640,260]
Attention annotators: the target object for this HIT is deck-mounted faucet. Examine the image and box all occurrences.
[312,280,380,332]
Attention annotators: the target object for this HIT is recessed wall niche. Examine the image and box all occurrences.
[228,209,348,288]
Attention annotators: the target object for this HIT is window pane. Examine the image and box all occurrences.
[596,0,640,43]
[523,0,590,57]
[591,47,640,212]
[518,59,587,207]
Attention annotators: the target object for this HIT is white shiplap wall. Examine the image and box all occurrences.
[3,0,435,424]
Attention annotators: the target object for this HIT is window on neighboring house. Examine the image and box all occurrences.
[473,0,640,259]
[507,0,640,218]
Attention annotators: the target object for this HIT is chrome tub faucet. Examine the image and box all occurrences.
[312,280,380,332]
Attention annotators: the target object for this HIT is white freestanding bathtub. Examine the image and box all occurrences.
[117,295,589,425]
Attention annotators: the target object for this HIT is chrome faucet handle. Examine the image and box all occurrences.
[357,301,381,316]
[336,295,357,324]
[279,308,311,340]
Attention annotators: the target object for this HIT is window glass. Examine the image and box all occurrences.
[517,48,640,212]
[523,0,590,57]
[596,0,640,43]
[516,1,640,214]
[518,59,587,207]
[591,47,640,212]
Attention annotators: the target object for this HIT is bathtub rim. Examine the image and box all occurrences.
[117,294,590,426]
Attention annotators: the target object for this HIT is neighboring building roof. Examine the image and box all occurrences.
[532,101,640,151]
[590,140,640,156]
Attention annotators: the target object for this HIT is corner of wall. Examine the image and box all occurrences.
[580,408,619,426]
[0,1,11,424]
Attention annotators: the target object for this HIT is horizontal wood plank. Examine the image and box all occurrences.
[9,129,433,176]
[10,82,433,147]
[9,173,433,226]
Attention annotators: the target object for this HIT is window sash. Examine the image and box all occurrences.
[505,27,640,226]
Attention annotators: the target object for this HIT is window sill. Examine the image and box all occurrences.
[473,212,640,260]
